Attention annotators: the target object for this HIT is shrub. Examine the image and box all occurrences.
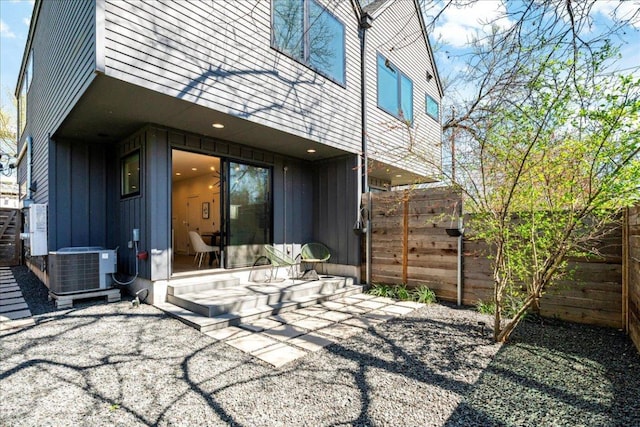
[368,283,395,298]
[476,300,496,315]
[395,283,412,301]
[414,285,437,304]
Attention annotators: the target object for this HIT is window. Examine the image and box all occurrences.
[377,54,413,123]
[272,0,346,85]
[121,150,140,197]
[426,94,439,121]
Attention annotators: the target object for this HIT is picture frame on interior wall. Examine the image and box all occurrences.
[202,202,210,219]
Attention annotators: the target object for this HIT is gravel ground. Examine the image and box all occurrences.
[2,266,639,426]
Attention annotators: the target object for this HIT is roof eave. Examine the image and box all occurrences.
[14,0,42,98]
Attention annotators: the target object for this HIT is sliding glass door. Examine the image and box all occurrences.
[224,161,272,268]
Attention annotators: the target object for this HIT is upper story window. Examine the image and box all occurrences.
[377,54,413,124]
[272,0,346,86]
[426,94,439,121]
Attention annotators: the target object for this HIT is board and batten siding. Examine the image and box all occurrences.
[365,1,442,177]
[18,0,97,212]
[103,0,362,154]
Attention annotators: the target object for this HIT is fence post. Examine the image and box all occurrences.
[402,190,409,284]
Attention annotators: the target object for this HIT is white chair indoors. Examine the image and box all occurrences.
[189,231,220,268]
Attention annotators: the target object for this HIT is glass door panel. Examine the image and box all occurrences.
[224,161,271,268]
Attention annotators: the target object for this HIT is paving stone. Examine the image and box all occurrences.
[371,296,397,304]
[226,333,280,353]
[289,333,336,352]
[0,286,20,293]
[336,296,363,305]
[337,305,369,315]
[316,323,363,340]
[347,293,377,300]
[251,343,307,368]
[262,324,306,341]
[244,317,283,330]
[342,317,380,329]
[363,310,396,322]
[289,316,333,331]
[0,298,25,306]
[0,309,32,321]
[354,300,387,310]
[320,301,346,310]
[393,301,426,309]
[293,306,327,317]
[316,310,352,323]
[238,323,266,333]
[269,312,307,324]
[204,326,251,341]
[0,303,29,313]
[379,304,416,316]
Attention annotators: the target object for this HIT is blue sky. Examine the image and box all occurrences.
[0,0,34,117]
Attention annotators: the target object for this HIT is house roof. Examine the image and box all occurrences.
[357,0,444,98]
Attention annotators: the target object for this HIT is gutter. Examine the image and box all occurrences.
[16,136,33,205]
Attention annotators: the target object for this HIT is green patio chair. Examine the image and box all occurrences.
[300,243,330,278]
[262,244,303,282]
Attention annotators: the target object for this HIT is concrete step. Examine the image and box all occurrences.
[168,276,352,318]
[156,282,364,332]
[167,276,241,296]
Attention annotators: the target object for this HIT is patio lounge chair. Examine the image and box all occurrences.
[260,244,303,282]
[300,242,331,278]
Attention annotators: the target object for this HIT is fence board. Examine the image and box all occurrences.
[626,206,640,353]
[366,188,625,330]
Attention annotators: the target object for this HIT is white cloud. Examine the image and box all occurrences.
[0,20,17,38]
[592,0,640,29]
[23,17,30,27]
[432,1,513,48]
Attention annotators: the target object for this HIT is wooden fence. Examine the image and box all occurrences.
[625,206,640,352]
[366,188,624,329]
[0,208,21,267]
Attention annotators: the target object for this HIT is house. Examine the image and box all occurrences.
[14,0,442,305]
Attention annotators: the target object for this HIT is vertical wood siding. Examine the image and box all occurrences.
[18,0,97,211]
[103,0,361,154]
[313,156,360,265]
[365,1,442,177]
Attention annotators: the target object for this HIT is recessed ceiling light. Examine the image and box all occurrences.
[210,166,215,171]
[212,123,224,129]
[307,149,316,153]
[208,185,213,189]
[175,172,181,176]
[395,174,402,178]
[191,167,197,171]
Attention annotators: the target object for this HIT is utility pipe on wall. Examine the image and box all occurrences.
[16,136,33,205]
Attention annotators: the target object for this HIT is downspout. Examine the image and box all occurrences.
[16,136,33,206]
[359,12,373,287]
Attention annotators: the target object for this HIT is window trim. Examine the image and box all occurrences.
[271,0,347,87]
[376,53,414,124]
[425,94,440,121]
[121,150,141,198]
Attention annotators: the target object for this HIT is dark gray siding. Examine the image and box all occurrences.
[313,156,360,265]
[49,139,117,250]
[116,125,358,280]
[17,0,97,212]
